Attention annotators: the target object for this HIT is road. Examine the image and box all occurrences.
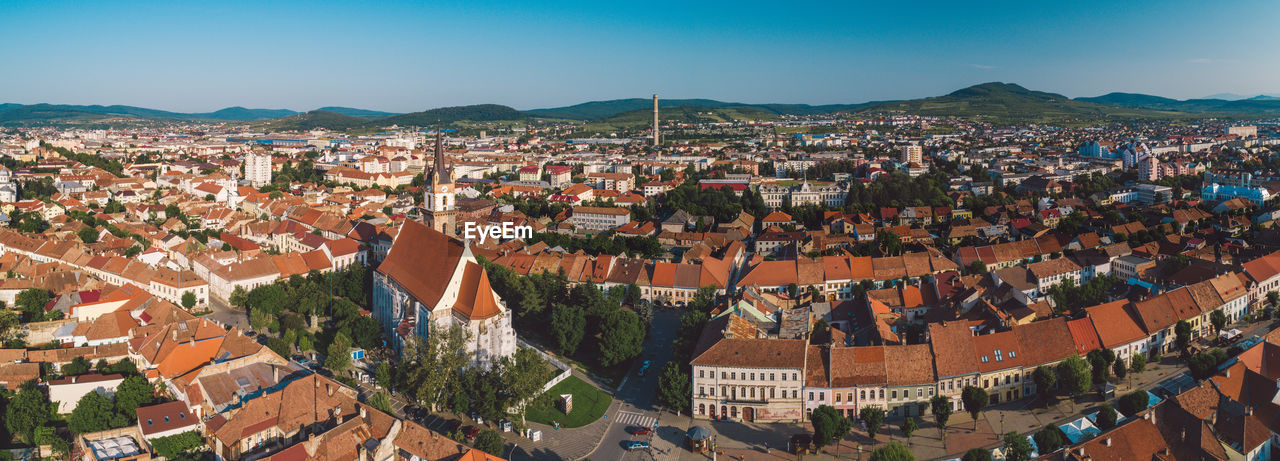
[588,308,683,461]
[204,295,250,331]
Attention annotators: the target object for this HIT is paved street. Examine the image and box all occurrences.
[585,308,684,461]
[204,295,250,331]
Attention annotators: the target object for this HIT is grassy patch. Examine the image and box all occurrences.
[525,376,611,428]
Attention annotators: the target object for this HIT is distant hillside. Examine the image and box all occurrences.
[858,82,1181,121]
[196,107,297,120]
[0,103,399,125]
[576,105,779,133]
[526,98,875,120]
[1076,92,1280,114]
[256,110,368,131]
[316,106,399,118]
[374,104,526,126]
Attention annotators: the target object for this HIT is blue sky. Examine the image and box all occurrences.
[1,0,1276,112]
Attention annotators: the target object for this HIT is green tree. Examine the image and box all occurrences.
[399,325,471,412]
[930,394,952,439]
[1057,355,1091,408]
[1032,365,1057,403]
[15,288,51,322]
[113,376,155,422]
[860,406,886,438]
[810,405,851,448]
[150,431,204,458]
[1210,310,1227,334]
[1175,320,1192,352]
[1033,426,1066,453]
[229,286,249,308]
[181,292,197,309]
[656,362,690,414]
[1096,404,1118,429]
[62,356,92,376]
[5,382,52,443]
[869,441,914,461]
[962,448,993,461]
[1002,432,1033,461]
[1130,353,1147,373]
[473,429,505,456]
[1112,358,1128,381]
[550,304,585,355]
[78,227,99,243]
[368,392,394,414]
[1118,390,1150,416]
[69,391,116,433]
[1088,351,1111,384]
[901,416,919,445]
[961,386,988,429]
[500,347,556,424]
[325,333,352,373]
[1268,291,1279,309]
[598,309,644,367]
[374,361,393,389]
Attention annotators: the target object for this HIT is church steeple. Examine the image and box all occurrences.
[430,129,450,186]
[423,128,457,236]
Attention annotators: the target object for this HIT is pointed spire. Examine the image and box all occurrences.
[431,128,450,186]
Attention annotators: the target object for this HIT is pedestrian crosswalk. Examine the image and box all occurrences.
[615,411,656,427]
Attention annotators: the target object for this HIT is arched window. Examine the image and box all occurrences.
[699,404,706,415]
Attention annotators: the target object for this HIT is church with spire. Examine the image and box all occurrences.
[423,130,457,235]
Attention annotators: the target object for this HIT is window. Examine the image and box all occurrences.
[699,370,705,378]
[793,373,798,381]
[770,373,775,381]
[891,390,897,399]
[699,386,704,396]
[750,388,756,398]
[847,392,853,402]
[731,372,736,380]
[793,390,798,399]
[879,389,884,399]
[782,373,787,381]
[750,373,755,381]
[770,388,775,399]
[917,388,923,398]
[860,390,866,400]
[819,392,825,401]
[984,379,990,388]
[721,372,727,379]
[836,393,841,402]
[809,392,814,401]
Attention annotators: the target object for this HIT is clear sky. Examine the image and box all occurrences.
[1,0,1276,113]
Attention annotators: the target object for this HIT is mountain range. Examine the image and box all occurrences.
[5,82,1280,129]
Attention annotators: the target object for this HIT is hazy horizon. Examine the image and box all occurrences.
[3,0,1278,113]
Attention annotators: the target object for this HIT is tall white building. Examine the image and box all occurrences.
[244,153,272,187]
[901,144,923,165]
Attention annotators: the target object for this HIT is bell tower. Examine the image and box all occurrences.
[424,129,456,235]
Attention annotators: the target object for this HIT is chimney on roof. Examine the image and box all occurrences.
[172,329,178,341]
[1103,437,1111,447]
[360,405,367,419]
[327,383,334,397]
[1247,406,1254,416]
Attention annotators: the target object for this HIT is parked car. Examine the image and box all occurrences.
[629,427,653,436]
[638,360,652,376]
[463,426,481,439]
[624,441,650,451]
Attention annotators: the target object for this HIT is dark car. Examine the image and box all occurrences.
[463,426,481,439]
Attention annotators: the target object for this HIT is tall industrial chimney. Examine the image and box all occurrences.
[652,94,659,146]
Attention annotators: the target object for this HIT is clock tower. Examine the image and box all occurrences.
[424,130,456,235]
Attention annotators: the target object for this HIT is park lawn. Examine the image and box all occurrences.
[524,376,611,428]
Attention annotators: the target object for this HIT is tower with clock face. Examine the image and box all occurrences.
[424,130,456,235]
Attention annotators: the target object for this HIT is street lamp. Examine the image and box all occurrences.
[506,442,517,460]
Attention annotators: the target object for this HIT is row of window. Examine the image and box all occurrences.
[807,386,934,402]
[698,370,799,382]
